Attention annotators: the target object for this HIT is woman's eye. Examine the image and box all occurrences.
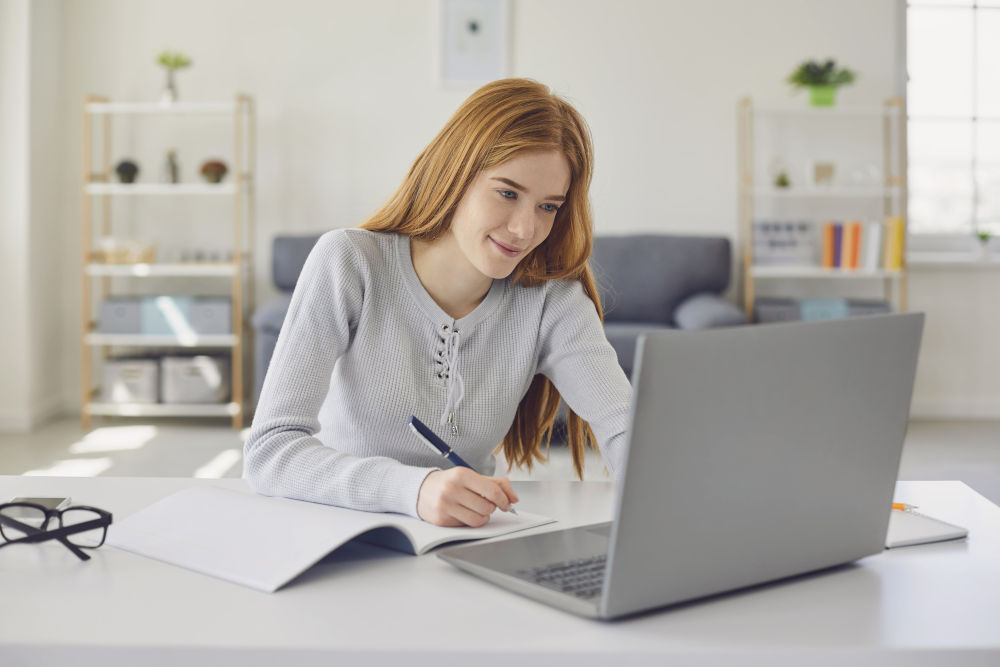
[541,203,560,213]
[498,190,517,199]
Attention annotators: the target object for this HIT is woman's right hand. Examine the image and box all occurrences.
[416,468,519,527]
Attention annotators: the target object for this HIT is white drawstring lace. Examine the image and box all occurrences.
[439,327,464,435]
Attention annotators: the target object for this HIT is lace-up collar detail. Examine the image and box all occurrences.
[396,234,506,434]
[435,323,464,434]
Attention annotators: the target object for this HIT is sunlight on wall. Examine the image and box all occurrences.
[67,425,158,454]
[23,457,113,477]
[193,448,242,479]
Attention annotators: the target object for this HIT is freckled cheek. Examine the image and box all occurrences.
[534,218,556,246]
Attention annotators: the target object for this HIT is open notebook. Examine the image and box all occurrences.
[108,486,553,592]
[885,509,968,548]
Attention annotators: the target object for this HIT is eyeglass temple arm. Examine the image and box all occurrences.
[0,515,91,561]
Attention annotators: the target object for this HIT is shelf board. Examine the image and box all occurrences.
[748,186,902,199]
[907,252,1000,270]
[84,101,236,115]
[752,105,901,118]
[84,183,237,196]
[85,402,240,417]
[85,333,237,347]
[751,265,904,279]
[86,263,237,277]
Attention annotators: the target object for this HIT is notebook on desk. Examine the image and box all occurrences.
[439,313,925,619]
[108,486,553,592]
[886,508,968,548]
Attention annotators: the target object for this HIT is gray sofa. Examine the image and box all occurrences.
[591,234,747,376]
[251,233,747,403]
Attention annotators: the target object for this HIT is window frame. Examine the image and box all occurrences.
[904,0,1000,248]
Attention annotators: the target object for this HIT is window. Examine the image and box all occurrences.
[907,1,1000,237]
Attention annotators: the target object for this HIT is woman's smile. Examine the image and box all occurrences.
[488,236,525,257]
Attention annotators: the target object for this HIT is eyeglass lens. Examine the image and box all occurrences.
[0,504,49,540]
[0,504,107,547]
[60,508,107,547]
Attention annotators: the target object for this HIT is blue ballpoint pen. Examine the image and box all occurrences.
[407,415,518,515]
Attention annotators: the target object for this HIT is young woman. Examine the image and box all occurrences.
[244,78,631,527]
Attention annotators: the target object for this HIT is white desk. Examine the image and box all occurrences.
[1,476,998,667]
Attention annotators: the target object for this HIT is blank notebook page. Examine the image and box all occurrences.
[886,510,968,548]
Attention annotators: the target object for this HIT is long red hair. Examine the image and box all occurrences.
[361,78,601,478]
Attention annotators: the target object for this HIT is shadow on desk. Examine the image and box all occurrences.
[603,562,889,640]
[284,539,406,591]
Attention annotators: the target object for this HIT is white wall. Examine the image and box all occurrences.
[1,0,990,426]
[29,0,68,426]
[0,0,68,431]
[0,0,33,430]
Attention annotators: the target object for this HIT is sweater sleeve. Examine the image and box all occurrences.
[536,280,632,477]
[243,231,436,517]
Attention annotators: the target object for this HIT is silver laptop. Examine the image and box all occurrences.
[438,313,924,619]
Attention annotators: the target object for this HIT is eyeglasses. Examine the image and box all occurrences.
[0,502,113,561]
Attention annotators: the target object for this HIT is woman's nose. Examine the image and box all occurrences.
[507,207,535,240]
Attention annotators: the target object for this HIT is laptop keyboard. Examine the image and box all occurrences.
[515,554,607,599]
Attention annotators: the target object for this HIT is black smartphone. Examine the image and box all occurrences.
[5,497,71,520]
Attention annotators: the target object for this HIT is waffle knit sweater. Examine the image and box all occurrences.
[244,229,632,517]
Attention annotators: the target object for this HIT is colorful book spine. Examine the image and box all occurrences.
[865,221,884,270]
[832,223,844,269]
[882,216,905,270]
[822,222,835,268]
[843,221,862,269]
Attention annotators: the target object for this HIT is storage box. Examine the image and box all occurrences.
[92,239,155,264]
[755,298,892,323]
[160,355,231,404]
[141,297,232,335]
[99,299,143,334]
[100,358,158,403]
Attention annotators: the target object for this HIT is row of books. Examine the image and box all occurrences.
[752,220,816,266]
[820,217,904,270]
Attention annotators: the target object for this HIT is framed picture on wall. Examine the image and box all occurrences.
[808,160,837,188]
[438,0,509,86]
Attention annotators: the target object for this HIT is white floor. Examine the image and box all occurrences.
[1,417,998,505]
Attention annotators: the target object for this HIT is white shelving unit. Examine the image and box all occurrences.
[84,334,239,347]
[85,263,238,278]
[737,97,908,319]
[750,185,903,199]
[81,94,255,430]
[749,266,903,280]
[84,183,238,196]
[86,402,240,418]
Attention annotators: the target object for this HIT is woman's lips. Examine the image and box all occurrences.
[489,237,524,257]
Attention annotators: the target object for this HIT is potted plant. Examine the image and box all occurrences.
[157,50,192,104]
[787,59,856,107]
[200,159,228,184]
[115,159,139,184]
[975,228,993,260]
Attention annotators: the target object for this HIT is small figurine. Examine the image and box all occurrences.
[163,150,180,184]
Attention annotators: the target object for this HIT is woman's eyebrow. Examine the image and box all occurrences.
[490,177,566,202]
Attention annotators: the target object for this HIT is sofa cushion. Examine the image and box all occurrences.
[674,293,749,330]
[273,234,322,291]
[603,321,673,377]
[591,235,731,325]
[251,293,293,334]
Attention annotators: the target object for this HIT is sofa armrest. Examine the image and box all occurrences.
[673,293,748,330]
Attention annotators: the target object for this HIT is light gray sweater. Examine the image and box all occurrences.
[244,229,631,517]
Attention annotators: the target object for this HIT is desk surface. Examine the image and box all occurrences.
[2,476,999,667]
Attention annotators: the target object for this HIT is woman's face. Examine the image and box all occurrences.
[446,149,571,280]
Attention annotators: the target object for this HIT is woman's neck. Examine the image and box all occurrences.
[410,236,493,320]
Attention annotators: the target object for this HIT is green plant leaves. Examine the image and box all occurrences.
[787,59,855,89]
